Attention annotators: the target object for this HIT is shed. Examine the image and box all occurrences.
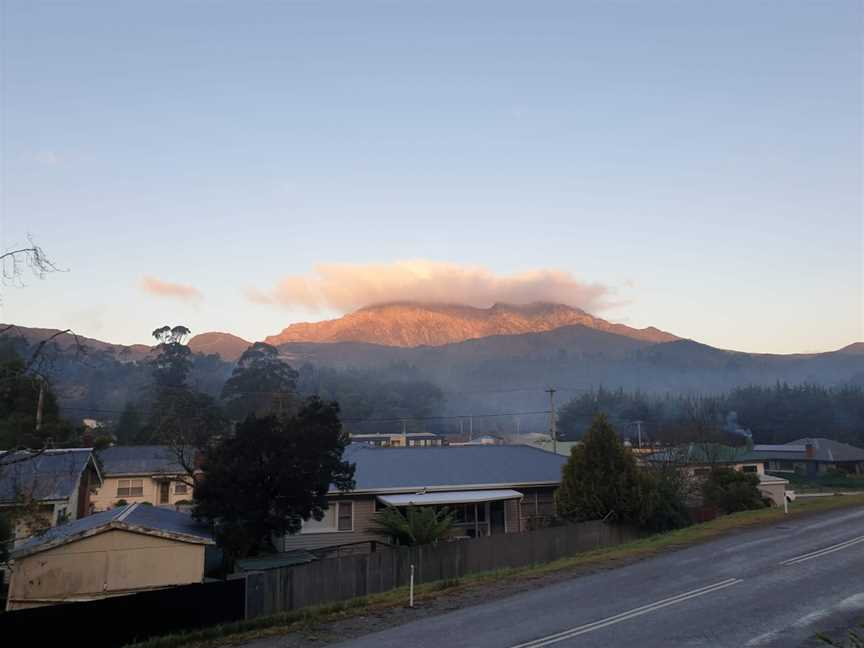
[5,503,214,611]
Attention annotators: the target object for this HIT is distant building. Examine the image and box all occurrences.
[281,443,566,553]
[92,446,195,511]
[5,503,213,610]
[0,449,102,546]
[349,432,444,448]
[645,443,789,507]
[754,438,864,476]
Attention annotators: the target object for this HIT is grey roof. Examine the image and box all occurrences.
[786,438,864,463]
[645,444,771,465]
[97,445,186,476]
[0,449,98,504]
[12,502,213,559]
[340,443,567,493]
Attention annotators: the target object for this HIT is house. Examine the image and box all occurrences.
[281,443,567,552]
[5,503,214,610]
[755,438,864,476]
[0,449,102,546]
[91,446,195,511]
[349,432,444,447]
[645,444,789,507]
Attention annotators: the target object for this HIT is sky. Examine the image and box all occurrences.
[0,1,861,354]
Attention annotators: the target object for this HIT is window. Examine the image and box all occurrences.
[301,502,353,533]
[175,482,188,495]
[117,479,144,497]
[742,465,758,473]
[338,502,353,531]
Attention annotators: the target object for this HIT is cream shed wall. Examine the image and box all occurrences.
[6,528,206,610]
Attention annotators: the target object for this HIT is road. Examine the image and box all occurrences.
[323,506,864,647]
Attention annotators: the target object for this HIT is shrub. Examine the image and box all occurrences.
[702,468,767,514]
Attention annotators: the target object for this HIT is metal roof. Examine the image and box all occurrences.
[340,443,566,493]
[97,445,186,476]
[0,449,99,504]
[645,444,770,465]
[11,502,213,559]
[785,438,864,463]
[378,489,524,507]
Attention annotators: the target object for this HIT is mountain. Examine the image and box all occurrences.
[0,324,152,361]
[264,302,679,348]
[188,332,251,361]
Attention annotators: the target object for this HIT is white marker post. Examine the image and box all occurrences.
[409,564,415,608]
[784,494,789,514]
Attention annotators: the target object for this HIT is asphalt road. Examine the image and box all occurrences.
[325,506,864,648]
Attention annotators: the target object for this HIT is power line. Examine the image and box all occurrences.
[53,403,552,424]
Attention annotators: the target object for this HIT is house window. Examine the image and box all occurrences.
[302,502,353,533]
[742,465,758,473]
[175,482,188,495]
[117,479,144,497]
[338,502,353,531]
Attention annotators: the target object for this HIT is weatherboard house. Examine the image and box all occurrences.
[0,449,102,546]
[280,443,567,552]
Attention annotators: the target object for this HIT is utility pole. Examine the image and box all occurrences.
[546,388,557,454]
[35,378,45,433]
[634,420,644,449]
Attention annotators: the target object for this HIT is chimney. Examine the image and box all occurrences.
[805,442,814,459]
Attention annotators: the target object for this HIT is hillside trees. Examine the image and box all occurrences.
[221,342,298,420]
[193,398,355,561]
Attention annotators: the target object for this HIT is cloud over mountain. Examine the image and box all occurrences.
[247,260,612,313]
[140,276,202,302]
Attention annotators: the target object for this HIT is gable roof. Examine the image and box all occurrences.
[97,445,186,476]
[786,438,864,463]
[645,443,770,465]
[11,502,213,559]
[340,443,567,493]
[0,449,101,504]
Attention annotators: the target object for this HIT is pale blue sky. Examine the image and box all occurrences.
[1,1,861,353]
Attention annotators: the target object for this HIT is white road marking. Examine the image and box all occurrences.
[509,578,743,648]
[780,535,864,566]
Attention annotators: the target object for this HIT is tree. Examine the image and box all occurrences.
[636,464,692,532]
[141,325,226,477]
[193,397,355,561]
[701,468,767,514]
[0,347,75,449]
[113,403,144,445]
[150,325,192,389]
[368,506,454,546]
[556,414,647,523]
[0,238,60,288]
[221,342,298,420]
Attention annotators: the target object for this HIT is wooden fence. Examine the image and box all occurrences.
[245,521,639,619]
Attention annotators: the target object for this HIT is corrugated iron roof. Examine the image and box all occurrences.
[11,503,213,559]
[0,449,98,503]
[340,443,566,493]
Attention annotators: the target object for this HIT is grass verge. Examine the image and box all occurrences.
[127,494,864,648]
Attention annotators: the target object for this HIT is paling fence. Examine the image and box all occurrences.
[0,521,638,646]
[245,521,639,619]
